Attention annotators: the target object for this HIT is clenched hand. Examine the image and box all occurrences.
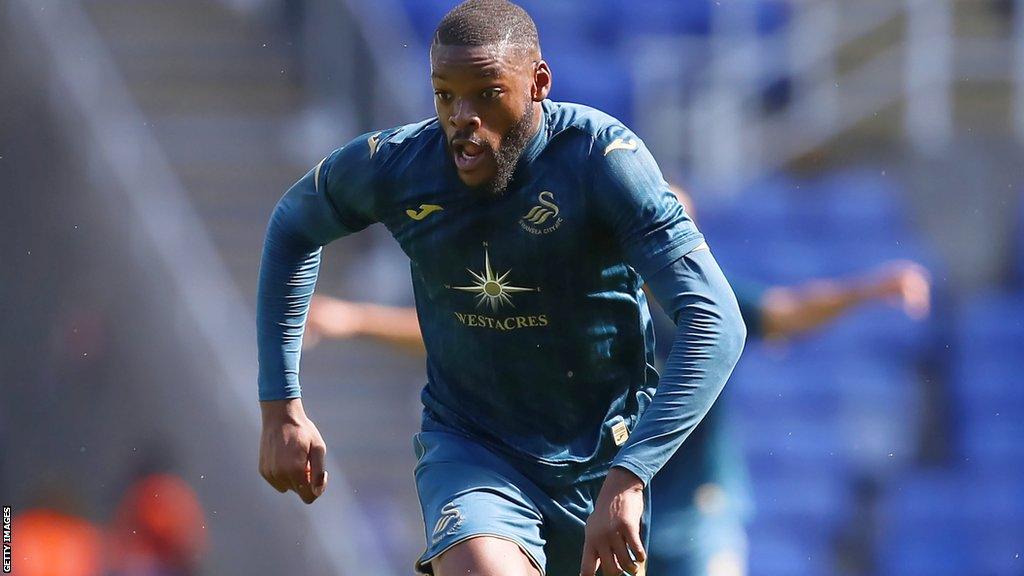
[259,398,328,504]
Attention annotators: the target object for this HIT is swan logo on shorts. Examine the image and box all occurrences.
[431,502,464,544]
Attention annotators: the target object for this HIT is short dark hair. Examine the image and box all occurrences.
[433,0,540,55]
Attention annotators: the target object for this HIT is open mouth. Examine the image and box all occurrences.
[452,139,487,172]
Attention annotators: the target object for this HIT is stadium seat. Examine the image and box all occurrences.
[610,0,714,38]
[754,0,792,34]
[950,357,1024,425]
[806,304,934,360]
[790,175,903,234]
[741,418,851,476]
[752,471,852,530]
[746,528,832,576]
[398,0,452,45]
[954,290,1024,352]
[878,469,1024,576]
[1014,188,1024,287]
[513,0,616,48]
[958,420,1024,462]
[950,290,1024,463]
[543,48,633,124]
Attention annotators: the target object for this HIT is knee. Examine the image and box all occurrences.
[432,536,540,576]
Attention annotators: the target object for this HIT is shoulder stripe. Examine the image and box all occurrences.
[313,156,327,194]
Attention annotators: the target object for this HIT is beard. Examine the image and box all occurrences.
[450,101,535,197]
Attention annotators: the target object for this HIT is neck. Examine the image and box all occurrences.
[528,101,543,138]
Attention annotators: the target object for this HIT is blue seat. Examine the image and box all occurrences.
[801,170,907,228]
[958,420,1024,462]
[1014,189,1024,286]
[730,371,842,421]
[733,346,922,475]
[610,0,714,37]
[544,48,633,124]
[878,470,1024,575]
[877,528,973,576]
[398,0,452,44]
[740,419,850,476]
[514,0,616,48]
[752,471,852,530]
[951,290,1024,434]
[805,304,934,360]
[754,0,792,34]
[951,357,1024,424]
[746,528,830,576]
[955,290,1024,346]
[890,469,1024,523]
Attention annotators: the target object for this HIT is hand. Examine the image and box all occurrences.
[581,467,646,576]
[258,398,329,504]
[303,296,366,350]
[872,260,931,320]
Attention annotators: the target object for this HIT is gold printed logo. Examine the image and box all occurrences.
[612,421,630,446]
[406,204,444,220]
[449,244,538,312]
[519,191,563,235]
[453,312,549,331]
[522,191,559,225]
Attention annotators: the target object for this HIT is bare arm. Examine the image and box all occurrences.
[304,295,425,355]
[760,260,931,340]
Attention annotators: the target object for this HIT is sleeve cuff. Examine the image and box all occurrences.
[610,458,656,488]
[257,381,302,402]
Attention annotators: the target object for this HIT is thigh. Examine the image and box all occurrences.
[413,429,547,574]
[433,536,541,576]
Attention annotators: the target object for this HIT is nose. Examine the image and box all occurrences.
[449,98,481,132]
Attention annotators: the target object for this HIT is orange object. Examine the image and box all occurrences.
[109,474,207,571]
[13,509,104,576]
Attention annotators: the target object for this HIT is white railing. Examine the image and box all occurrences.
[904,0,953,154]
[7,2,397,575]
[633,0,1023,190]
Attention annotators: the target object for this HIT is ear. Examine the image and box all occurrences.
[532,60,552,102]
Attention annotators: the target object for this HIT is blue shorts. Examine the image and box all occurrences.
[413,421,651,576]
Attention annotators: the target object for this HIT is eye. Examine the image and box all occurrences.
[481,88,503,100]
[434,91,452,103]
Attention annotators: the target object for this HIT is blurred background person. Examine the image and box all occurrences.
[107,473,208,576]
[13,507,104,576]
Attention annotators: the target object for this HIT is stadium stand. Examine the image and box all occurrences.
[699,171,936,575]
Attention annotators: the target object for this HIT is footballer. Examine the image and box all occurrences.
[255,2,746,575]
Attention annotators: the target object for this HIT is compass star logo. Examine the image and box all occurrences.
[450,244,538,312]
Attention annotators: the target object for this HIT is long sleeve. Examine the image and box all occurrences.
[588,123,745,485]
[256,133,380,401]
[610,247,746,485]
